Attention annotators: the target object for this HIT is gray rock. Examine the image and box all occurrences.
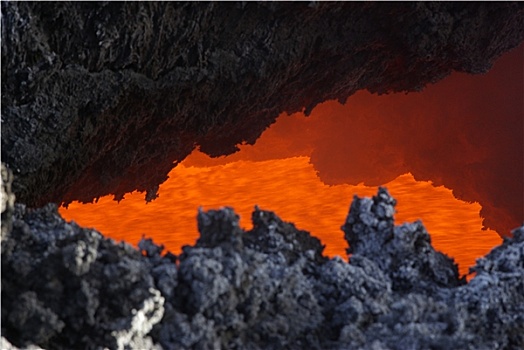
[2,2,523,349]
[342,188,465,294]
[1,336,44,350]
[1,204,167,349]
[2,189,523,349]
[1,163,15,242]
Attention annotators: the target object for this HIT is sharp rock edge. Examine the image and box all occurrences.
[2,167,523,349]
[2,2,523,209]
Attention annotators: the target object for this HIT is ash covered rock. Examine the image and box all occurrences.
[1,204,165,350]
[161,207,325,349]
[2,189,524,349]
[343,187,465,293]
[244,206,328,265]
[451,225,524,349]
[1,163,15,241]
[196,206,244,251]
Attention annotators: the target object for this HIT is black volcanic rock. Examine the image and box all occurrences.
[343,187,465,293]
[1,204,165,349]
[2,2,523,207]
[2,2,524,348]
[2,187,523,349]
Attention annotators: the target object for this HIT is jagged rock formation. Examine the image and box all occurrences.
[2,2,524,349]
[2,178,523,349]
[2,2,523,208]
[1,164,15,241]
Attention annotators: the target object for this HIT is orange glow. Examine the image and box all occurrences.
[181,44,524,237]
[59,155,501,277]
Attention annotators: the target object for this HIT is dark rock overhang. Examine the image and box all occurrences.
[2,2,523,209]
[2,3,524,348]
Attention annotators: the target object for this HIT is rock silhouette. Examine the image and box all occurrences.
[2,168,523,348]
[2,2,524,349]
[2,2,523,208]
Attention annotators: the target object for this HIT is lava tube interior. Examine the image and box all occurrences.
[59,44,522,279]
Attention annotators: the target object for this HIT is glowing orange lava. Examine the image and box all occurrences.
[59,155,501,277]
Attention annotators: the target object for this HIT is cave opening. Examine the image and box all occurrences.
[5,3,524,348]
[59,43,522,279]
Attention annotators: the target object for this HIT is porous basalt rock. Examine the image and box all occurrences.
[2,189,523,349]
[1,202,166,350]
[1,163,15,241]
[2,2,523,207]
[3,2,523,349]
[343,188,465,293]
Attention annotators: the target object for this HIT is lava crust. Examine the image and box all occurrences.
[2,165,523,349]
[2,2,523,207]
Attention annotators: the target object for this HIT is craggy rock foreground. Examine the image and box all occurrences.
[2,2,524,211]
[2,166,524,349]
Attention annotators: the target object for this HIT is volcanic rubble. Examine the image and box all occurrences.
[2,164,524,349]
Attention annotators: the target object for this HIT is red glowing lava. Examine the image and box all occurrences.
[59,155,501,277]
[59,46,521,280]
[183,44,524,237]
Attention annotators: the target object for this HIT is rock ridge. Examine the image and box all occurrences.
[2,172,523,349]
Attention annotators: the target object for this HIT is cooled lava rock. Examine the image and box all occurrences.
[2,184,523,349]
[2,2,524,349]
[2,2,523,207]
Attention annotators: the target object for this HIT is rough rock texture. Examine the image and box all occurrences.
[2,3,524,348]
[1,163,15,241]
[343,188,465,293]
[2,2,523,207]
[3,187,523,349]
[1,205,165,350]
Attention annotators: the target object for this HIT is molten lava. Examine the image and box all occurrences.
[59,155,501,277]
[59,46,521,280]
[182,44,524,237]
